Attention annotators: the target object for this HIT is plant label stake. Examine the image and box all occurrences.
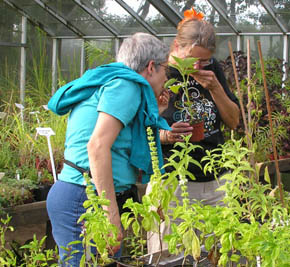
[36,127,57,183]
[42,105,49,110]
[30,111,40,125]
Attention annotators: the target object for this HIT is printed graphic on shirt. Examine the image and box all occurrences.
[171,80,218,137]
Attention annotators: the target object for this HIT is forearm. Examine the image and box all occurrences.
[88,144,120,223]
[210,84,240,129]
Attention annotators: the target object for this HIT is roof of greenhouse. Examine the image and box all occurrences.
[2,0,290,41]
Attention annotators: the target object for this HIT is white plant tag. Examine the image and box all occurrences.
[42,105,49,110]
[36,127,57,183]
[15,103,25,109]
[36,127,55,137]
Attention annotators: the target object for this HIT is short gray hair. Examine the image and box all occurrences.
[116,32,169,73]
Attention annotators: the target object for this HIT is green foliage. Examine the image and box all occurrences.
[165,56,202,123]
[20,235,58,267]
[0,177,37,210]
[85,41,115,69]
[0,216,59,266]
[200,137,290,266]
[121,127,179,265]
[222,53,290,161]
[77,173,118,266]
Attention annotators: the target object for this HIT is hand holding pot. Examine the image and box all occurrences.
[161,122,193,143]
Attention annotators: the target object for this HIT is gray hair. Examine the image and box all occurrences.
[116,32,169,73]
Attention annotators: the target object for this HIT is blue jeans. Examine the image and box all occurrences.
[46,180,121,266]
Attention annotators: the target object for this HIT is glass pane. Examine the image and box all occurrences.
[84,0,150,35]
[0,46,20,104]
[121,0,177,34]
[274,1,290,32]
[165,0,283,33]
[226,0,281,33]
[8,0,73,36]
[216,35,237,60]
[84,39,115,68]
[241,35,284,61]
[43,0,114,37]
[0,2,22,43]
[60,39,83,82]
[60,39,116,81]
[165,0,235,33]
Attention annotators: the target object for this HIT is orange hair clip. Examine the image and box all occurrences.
[183,7,204,21]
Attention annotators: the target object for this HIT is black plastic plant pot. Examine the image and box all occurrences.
[33,184,52,201]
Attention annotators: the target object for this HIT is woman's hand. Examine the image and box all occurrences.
[191,70,220,92]
[108,211,123,255]
[157,89,170,114]
[191,70,240,129]
[160,122,193,144]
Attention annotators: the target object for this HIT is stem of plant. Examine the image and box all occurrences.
[156,224,162,267]
[257,41,284,207]
[228,42,256,182]
[246,39,257,181]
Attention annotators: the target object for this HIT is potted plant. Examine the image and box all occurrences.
[165,56,205,142]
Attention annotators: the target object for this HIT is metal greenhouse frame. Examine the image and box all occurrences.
[1,0,289,105]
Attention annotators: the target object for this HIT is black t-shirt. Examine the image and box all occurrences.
[162,58,239,182]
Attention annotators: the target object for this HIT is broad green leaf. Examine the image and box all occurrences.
[204,235,215,251]
[264,166,271,184]
[169,85,181,94]
[132,221,140,236]
[230,254,240,262]
[164,78,178,88]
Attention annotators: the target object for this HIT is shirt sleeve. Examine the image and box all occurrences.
[211,58,240,107]
[97,78,142,127]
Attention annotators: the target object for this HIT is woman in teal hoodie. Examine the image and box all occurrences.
[46,32,170,266]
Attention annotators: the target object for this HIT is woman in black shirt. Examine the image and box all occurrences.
[147,7,240,254]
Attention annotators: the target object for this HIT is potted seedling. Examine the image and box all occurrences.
[165,56,205,142]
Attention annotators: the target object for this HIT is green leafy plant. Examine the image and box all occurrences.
[77,173,119,266]
[164,56,200,124]
[0,215,59,266]
[0,177,37,211]
[201,137,290,266]
[221,52,290,161]
[121,127,179,265]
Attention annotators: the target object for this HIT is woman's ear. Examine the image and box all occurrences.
[146,60,155,77]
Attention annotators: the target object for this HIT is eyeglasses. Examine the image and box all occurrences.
[158,63,170,76]
[197,58,213,67]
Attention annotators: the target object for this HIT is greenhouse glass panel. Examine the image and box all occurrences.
[42,0,114,37]
[224,0,281,33]
[85,0,151,35]
[121,0,177,34]
[241,35,284,61]
[0,47,20,104]
[84,39,116,68]
[7,0,75,36]
[215,35,237,60]
[60,39,83,81]
[0,2,21,43]
[165,0,235,33]
[274,0,290,32]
